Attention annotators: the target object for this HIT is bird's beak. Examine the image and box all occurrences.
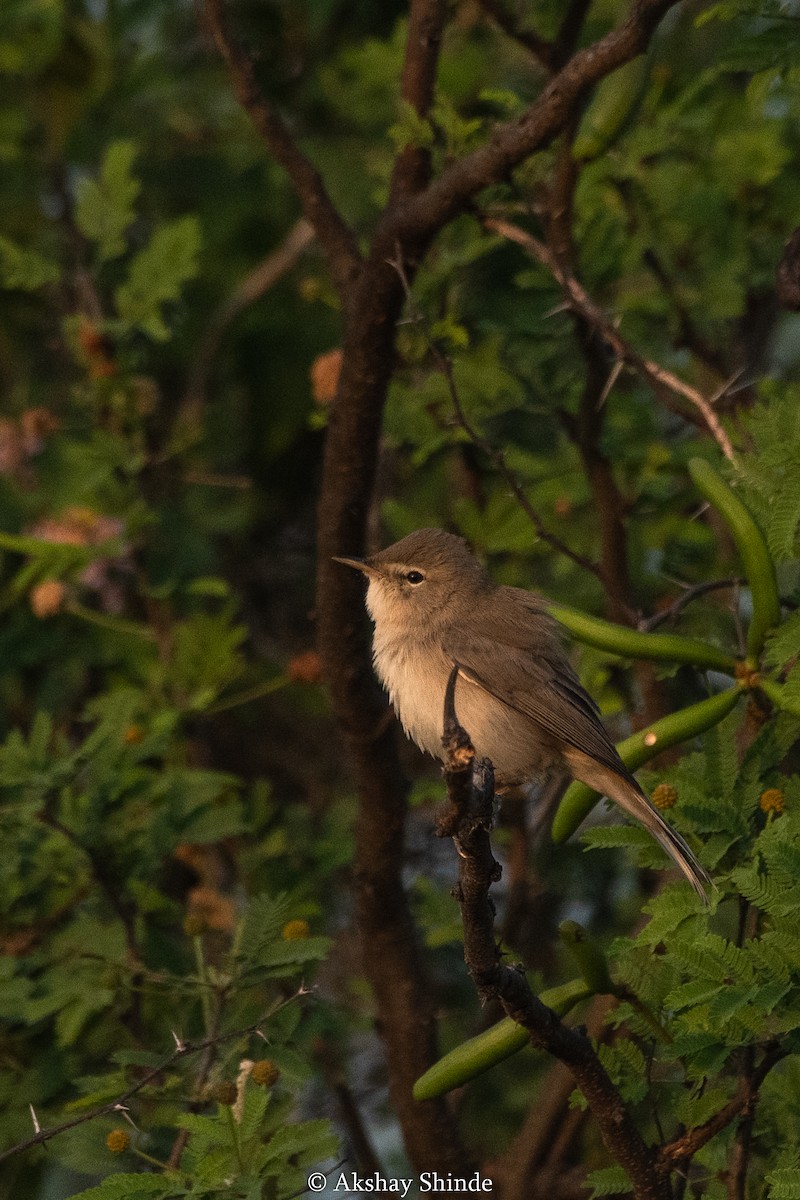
[332,555,379,578]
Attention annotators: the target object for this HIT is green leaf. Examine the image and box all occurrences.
[75,140,140,262]
[0,234,59,291]
[585,1165,633,1198]
[766,1166,800,1200]
[115,215,200,339]
[388,99,434,152]
[70,1174,177,1200]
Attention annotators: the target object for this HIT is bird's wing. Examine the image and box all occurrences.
[442,589,630,781]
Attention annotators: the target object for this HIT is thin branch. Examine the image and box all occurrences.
[541,140,638,624]
[389,252,605,583]
[502,996,615,1200]
[727,1047,755,1200]
[203,0,361,302]
[475,0,556,69]
[181,218,315,421]
[552,0,595,66]
[0,995,301,1163]
[485,216,737,462]
[658,1045,787,1168]
[438,667,670,1200]
[314,1039,384,1177]
[642,248,730,378]
[640,578,742,632]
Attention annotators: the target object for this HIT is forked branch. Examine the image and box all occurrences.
[438,667,670,1200]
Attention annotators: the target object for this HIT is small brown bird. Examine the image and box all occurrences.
[335,527,709,902]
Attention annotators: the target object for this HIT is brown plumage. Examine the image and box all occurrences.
[334,528,710,903]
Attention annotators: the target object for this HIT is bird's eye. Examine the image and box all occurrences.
[405,570,425,585]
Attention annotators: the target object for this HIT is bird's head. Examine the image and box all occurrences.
[333,528,488,636]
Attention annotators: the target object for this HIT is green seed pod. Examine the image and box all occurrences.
[549,604,737,674]
[552,685,743,843]
[688,458,780,659]
[573,56,650,161]
[559,920,615,994]
[412,978,590,1101]
[758,678,800,719]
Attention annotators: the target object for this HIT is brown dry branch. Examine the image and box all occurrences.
[500,995,616,1200]
[484,216,737,462]
[395,0,685,242]
[203,1,361,303]
[437,665,670,1200]
[392,0,448,198]
[640,578,742,633]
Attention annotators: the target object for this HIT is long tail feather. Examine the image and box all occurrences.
[562,748,711,905]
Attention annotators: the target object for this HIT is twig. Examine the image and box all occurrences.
[203,0,361,302]
[438,667,670,1200]
[640,578,742,632]
[0,995,300,1163]
[475,0,556,69]
[484,216,737,462]
[541,140,638,624]
[658,1044,787,1168]
[388,252,605,584]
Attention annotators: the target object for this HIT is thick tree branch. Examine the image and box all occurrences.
[486,216,737,461]
[203,0,361,302]
[316,229,468,1171]
[397,0,683,242]
[390,0,449,198]
[438,667,670,1200]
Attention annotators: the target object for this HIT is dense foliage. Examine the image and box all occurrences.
[2,0,800,1197]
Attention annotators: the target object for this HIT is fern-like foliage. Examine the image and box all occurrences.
[736,387,800,561]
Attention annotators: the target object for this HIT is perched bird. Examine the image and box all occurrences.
[334,527,709,902]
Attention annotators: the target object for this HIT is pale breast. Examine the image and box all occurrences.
[372,632,452,759]
[371,629,559,785]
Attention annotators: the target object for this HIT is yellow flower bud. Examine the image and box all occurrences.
[652,783,677,811]
[759,788,785,814]
[106,1129,130,1154]
[251,1059,280,1087]
[282,918,310,941]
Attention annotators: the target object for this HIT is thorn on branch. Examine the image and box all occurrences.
[484,214,737,463]
[386,250,606,584]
